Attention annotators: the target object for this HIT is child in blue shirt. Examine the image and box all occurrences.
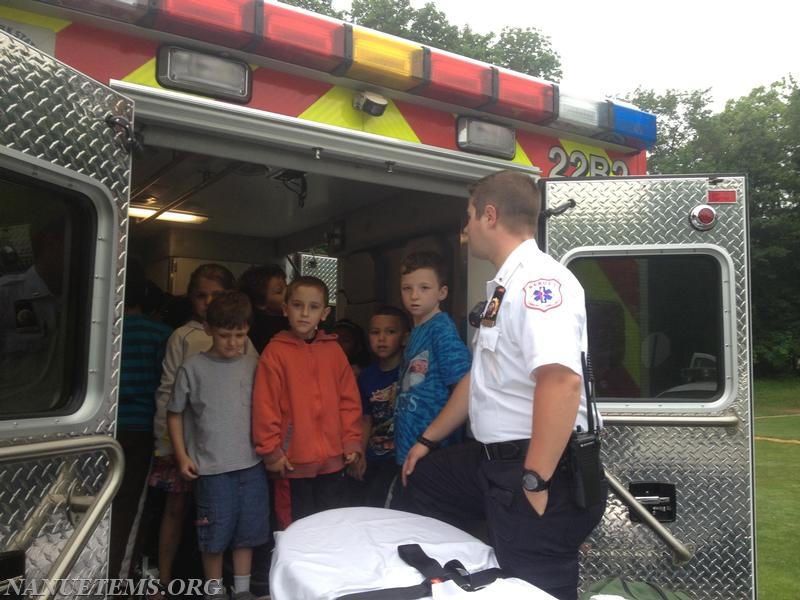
[348,305,410,507]
[395,251,471,466]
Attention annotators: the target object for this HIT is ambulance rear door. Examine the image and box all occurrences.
[0,31,132,592]
[543,175,754,600]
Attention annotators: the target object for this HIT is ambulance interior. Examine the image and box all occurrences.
[126,142,474,335]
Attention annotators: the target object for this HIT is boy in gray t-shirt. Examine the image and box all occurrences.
[167,291,268,600]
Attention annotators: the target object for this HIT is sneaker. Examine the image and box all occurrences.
[230,592,257,600]
[206,592,229,600]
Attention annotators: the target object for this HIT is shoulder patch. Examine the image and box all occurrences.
[523,279,562,312]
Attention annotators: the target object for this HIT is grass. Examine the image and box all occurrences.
[754,377,800,600]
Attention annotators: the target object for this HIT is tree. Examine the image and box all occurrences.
[488,27,562,82]
[631,80,800,374]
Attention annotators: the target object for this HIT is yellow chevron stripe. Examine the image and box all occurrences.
[0,7,70,32]
[300,85,419,143]
[511,141,533,167]
[122,58,161,88]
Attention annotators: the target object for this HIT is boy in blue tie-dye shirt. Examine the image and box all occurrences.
[394,251,471,467]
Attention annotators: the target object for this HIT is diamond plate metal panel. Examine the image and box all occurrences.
[299,253,339,305]
[0,32,132,594]
[544,177,753,599]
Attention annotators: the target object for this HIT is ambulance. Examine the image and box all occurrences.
[0,1,753,598]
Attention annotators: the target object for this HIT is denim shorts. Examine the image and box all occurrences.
[194,463,270,553]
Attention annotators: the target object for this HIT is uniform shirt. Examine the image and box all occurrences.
[167,352,260,476]
[395,312,471,463]
[469,238,590,443]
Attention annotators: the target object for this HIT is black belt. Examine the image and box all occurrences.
[482,438,529,461]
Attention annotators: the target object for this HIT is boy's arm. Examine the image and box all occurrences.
[338,355,364,459]
[252,352,287,465]
[166,411,198,480]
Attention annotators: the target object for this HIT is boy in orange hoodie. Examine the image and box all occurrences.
[252,276,363,521]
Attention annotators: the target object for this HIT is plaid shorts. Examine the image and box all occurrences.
[148,455,193,493]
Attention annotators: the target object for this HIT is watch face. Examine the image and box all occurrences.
[522,470,548,492]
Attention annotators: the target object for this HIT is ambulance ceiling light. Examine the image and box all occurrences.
[129,206,208,224]
[257,2,348,72]
[150,0,257,49]
[344,26,425,91]
[156,46,252,103]
[46,0,149,22]
[456,117,516,160]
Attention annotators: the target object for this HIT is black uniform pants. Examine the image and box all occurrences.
[406,439,607,600]
[290,469,347,521]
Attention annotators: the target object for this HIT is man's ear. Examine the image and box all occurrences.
[321,306,331,322]
[484,204,498,225]
[438,284,449,302]
[282,303,288,317]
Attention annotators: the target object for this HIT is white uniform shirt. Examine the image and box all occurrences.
[469,239,590,443]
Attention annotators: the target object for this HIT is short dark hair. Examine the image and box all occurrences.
[188,263,235,296]
[238,264,286,306]
[400,251,446,286]
[205,290,252,329]
[468,170,540,236]
[286,275,329,305]
[371,305,411,332]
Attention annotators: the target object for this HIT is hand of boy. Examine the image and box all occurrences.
[176,455,199,481]
[265,455,294,477]
[346,454,367,480]
[401,442,430,487]
[344,451,360,466]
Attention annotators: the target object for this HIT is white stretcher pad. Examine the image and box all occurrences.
[269,507,556,599]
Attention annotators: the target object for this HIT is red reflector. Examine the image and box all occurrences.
[417,49,493,108]
[697,207,715,225]
[256,3,347,72]
[151,0,256,49]
[707,189,737,204]
[482,69,556,123]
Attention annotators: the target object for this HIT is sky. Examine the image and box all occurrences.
[332,0,797,112]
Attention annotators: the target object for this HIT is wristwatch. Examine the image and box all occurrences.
[522,468,551,492]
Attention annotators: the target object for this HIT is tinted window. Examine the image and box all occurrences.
[0,171,94,417]
[569,255,724,401]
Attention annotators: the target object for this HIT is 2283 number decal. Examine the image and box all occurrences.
[547,146,629,177]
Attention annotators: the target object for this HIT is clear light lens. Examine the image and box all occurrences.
[157,46,251,102]
[457,117,516,160]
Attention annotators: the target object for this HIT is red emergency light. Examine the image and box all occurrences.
[256,2,348,73]
[46,0,149,23]
[149,0,257,49]
[482,68,557,123]
[414,48,493,108]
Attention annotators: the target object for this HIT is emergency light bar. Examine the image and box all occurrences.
[548,92,611,136]
[148,0,257,49]
[344,26,424,91]
[258,2,348,72]
[414,48,494,108]
[37,0,658,152]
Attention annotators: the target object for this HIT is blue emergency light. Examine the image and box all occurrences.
[602,101,658,150]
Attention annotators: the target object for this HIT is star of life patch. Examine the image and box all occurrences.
[523,278,562,312]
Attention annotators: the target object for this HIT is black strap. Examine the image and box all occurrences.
[334,544,508,600]
[581,351,599,434]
